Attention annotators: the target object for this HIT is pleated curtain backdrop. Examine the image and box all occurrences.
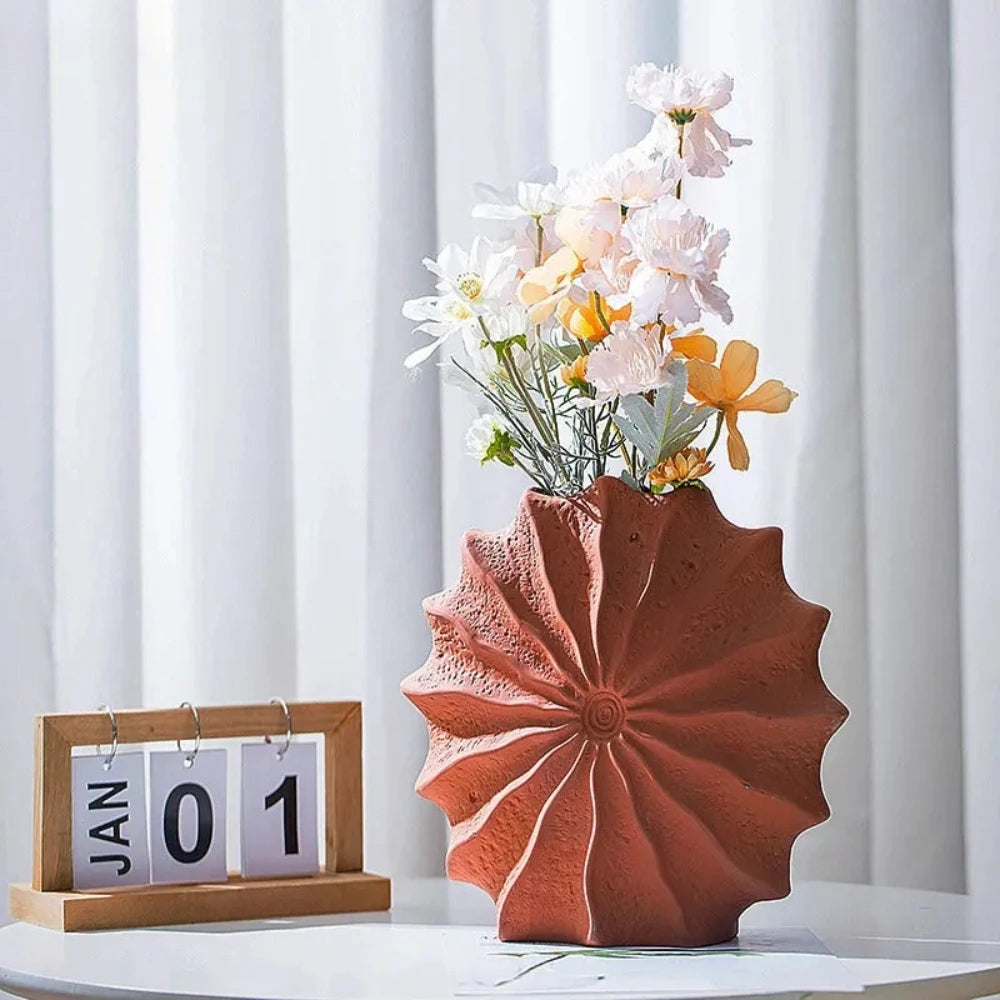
[1,0,998,921]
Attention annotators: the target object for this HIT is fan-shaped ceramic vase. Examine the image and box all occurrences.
[402,476,847,947]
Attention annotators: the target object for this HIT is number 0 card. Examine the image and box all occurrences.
[240,741,319,878]
[148,749,228,884]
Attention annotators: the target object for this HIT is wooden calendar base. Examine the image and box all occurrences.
[9,871,391,932]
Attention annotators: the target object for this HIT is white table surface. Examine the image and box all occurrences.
[2,877,1000,1000]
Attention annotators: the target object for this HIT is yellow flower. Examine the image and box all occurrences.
[560,354,589,388]
[649,447,714,488]
[555,292,630,343]
[516,246,581,323]
[686,340,797,471]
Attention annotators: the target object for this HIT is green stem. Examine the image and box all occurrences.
[527,224,563,450]
[479,317,549,437]
[450,359,556,491]
[704,409,724,457]
[567,338,602,482]
[592,293,612,335]
[494,953,568,989]
[479,315,572,486]
[630,443,642,484]
[675,124,685,200]
[511,357,559,452]
[585,403,600,481]
[620,440,635,478]
[539,347,561,439]
[509,450,539,483]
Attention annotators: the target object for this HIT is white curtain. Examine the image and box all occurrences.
[2,0,998,920]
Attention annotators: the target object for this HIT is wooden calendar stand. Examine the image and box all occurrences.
[8,701,391,931]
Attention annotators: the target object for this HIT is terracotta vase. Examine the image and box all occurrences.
[402,476,847,947]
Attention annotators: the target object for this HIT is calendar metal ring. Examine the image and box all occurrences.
[264,696,292,760]
[96,703,119,771]
[176,701,201,767]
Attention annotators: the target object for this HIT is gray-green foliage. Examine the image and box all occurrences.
[612,363,710,468]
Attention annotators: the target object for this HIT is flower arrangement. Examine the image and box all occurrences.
[402,64,796,497]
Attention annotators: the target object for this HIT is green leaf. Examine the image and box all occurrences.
[540,341,583,366]
[481,427,519,467]
[612,363,710,467]
[482,333,527,363]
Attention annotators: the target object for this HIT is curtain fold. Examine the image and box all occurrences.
[137,0,297,708]
[358,0,444,878]
[50,0,141,711]
[0,0,997,918]
[0,0,55,911]
[951,0,1000,902]
[856,0,964,892]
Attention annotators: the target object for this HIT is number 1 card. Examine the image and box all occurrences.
[240,741,319,878]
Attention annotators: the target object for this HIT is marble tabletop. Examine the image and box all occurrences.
[2,877,1000,999]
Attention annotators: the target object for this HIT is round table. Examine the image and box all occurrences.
[1,878,1000,999]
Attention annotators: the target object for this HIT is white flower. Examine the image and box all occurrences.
[465,414,517,466]
[486,303,534,346]
[473,166,562,221]
[622,198,732,326]
[466,414,500,460]
[586,321,674,403]
[423,236,519,313]
[402,294,479,369]
[562,148,682,208]
[441,304,534,391]
[627,63,734,116]
[517,245,581,323]
[453,341,527,386]
[504,215,561,273]
[577,239,637,311]
[554,199,622,265]
[468,305,535,379]
[627,63,750,178]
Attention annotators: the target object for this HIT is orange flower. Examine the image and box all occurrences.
[669,327,717,362]
[686,340,797,471]
[516,246,581,323]
[649,447,714,488]
[560,354,589,388]
[556,292,630,343]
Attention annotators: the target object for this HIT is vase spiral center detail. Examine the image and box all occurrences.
[581,689,626,740]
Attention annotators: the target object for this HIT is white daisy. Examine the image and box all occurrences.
[402,294,479,369]
[472,166,562,222]
[441,304,535,392]
[422,236,519,313]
